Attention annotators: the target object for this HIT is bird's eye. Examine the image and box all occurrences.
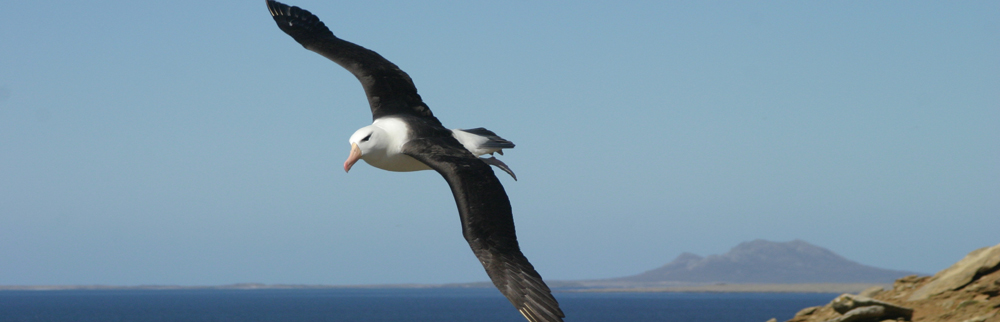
[361,134,372,142]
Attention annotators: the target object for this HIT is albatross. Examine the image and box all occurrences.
[265,1,565,321]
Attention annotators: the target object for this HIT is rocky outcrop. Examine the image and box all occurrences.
[784,293,917,322]
[827,305,886,322]
[829,294,913,321]
[781,243,1000,322]
[908,245,1000,301]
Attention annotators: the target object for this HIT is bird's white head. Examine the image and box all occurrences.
[344,125,387,173]
[343,118,427,173]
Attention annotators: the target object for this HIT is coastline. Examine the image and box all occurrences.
[565,283,885,294]
[0,282,884,294]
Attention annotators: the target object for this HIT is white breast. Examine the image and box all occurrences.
[362,118,431,172]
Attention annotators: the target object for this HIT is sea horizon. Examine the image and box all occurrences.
[0,281,885,294]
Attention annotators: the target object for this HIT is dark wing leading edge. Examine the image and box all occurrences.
[403,137,565,322]
[266,0,440,124]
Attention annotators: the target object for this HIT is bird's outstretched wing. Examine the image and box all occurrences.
[266,0,440,124]
[403,137,565,322]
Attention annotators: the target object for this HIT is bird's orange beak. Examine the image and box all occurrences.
[344,143,362,173]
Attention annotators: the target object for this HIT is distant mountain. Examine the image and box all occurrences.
[612,239,918,284]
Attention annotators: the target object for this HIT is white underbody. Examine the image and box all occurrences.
[367,150,430,172]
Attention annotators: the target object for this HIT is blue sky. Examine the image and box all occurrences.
[1,1,997,286]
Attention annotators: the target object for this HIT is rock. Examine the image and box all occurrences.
[794,306,821,317]
[830,294,860,313]
[824,305,884,322]
[765,318,778,322]
[783,244,1000,322]
[908,243,1000,301]
[959,309,996,322]
[829,294,913,320]
[857,286,884,297]
[963,275,1000,296]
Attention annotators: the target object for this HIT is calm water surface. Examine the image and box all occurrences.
[0,288,835,322]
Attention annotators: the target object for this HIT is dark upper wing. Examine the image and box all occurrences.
[266,0,440,124]
[403,137,565,322]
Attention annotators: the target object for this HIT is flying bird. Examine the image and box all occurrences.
[265,1,564,321]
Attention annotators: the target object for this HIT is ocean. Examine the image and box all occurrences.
[0,288,835,322]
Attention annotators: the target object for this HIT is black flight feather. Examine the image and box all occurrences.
[266,0,440,124]
[403,137,564,322]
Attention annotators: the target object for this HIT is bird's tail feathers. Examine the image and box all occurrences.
[461,127,515,149]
